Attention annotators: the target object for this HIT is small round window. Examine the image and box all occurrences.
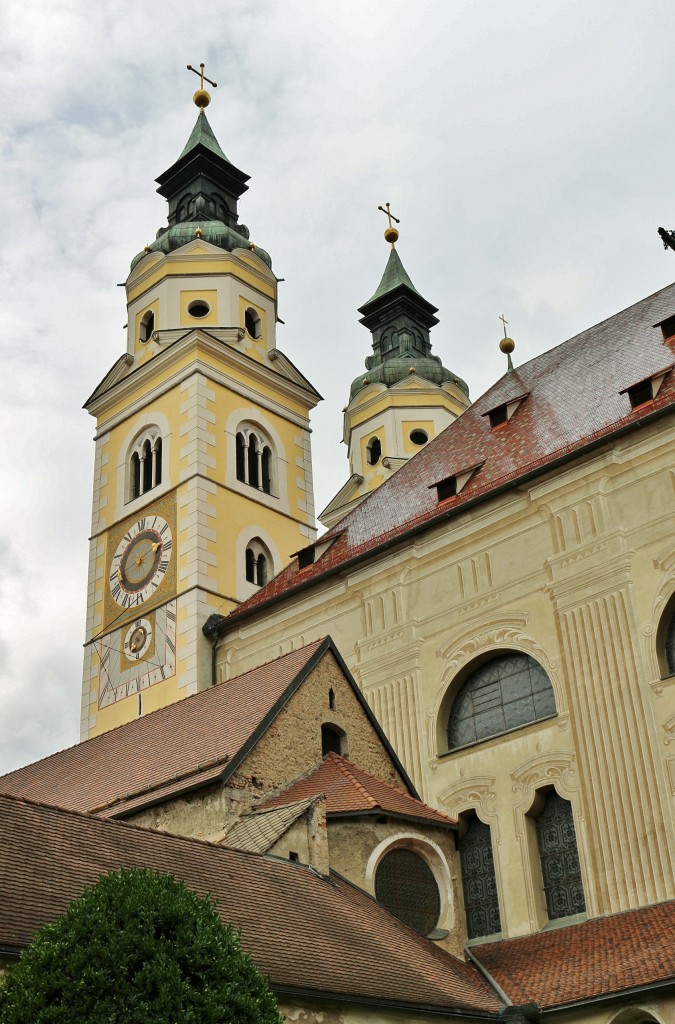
[375,848,440,935]
[410,429,428,446]
[187,300,210,319]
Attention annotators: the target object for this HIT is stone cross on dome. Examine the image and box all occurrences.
[186,62,218,110]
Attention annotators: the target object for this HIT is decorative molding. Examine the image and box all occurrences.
[437,775,498,829]
[662,715,675,746]
[436,611,530,661]
[511,751,578,809]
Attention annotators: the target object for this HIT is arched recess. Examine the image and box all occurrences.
[115,411,172,518]
[235,525,281,601]
[430,620,565,759]
[225,407,289,514]
[608,1007,665,1024]
[365,832,454,938]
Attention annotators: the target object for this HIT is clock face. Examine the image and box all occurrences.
[99,600,176,708]
[123,618,153,661]
[109,515,173,609]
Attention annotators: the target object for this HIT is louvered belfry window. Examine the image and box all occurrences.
[535,790,586,920]
[374,849,440,935]
[459,817,501,939]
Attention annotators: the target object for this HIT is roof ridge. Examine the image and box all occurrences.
[328,753,378,809]
[0,637,328,780]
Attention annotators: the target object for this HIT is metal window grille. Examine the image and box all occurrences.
[535,791,586,920]
[375,849,440,936]
[459,817,502,939]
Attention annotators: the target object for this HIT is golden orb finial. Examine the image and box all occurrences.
[187,63,217,110]
[378,202,401,249]
[498,314,515,371]
[195,225,202,238]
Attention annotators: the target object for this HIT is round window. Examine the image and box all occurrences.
[375,848,440,935]
[410,429,428,446]
[187,300,210,319]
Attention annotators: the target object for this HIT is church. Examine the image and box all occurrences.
[0,72,674,1024]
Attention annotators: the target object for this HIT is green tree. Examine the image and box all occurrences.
[0,867,283,1024]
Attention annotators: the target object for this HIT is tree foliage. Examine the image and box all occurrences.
[0,867,283,1024]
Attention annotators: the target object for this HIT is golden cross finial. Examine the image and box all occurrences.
[378,202,400,248]
[498,313,515,371]
[187,63,217,109]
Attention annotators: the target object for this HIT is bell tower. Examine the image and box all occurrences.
[81,74,320,740]
[320,207,470,528]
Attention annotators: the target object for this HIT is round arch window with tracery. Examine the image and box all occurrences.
[374,848,440,935]
[445,652,556,752]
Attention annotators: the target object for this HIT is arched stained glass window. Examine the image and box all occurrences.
[446,653,555,751]
[666,609,675,674]
[459,816,501,939]
[375,849,440,936]
[535,790,585,920]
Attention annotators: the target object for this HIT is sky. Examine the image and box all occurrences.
[1,0,675,775]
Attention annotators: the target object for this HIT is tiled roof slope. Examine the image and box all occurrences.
[260,752,455,826]
[0,795,501,1014]
[216,281,675,629]
[223,797,317,853]
[0,640,327,816]
[475,900,675,1009]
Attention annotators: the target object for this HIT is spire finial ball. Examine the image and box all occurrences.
[193,89,211,109]
[384,225,399,245]
[499,336,515,355]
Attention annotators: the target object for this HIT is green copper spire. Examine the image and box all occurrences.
[178,110,230,163]
[349,245,468,401]
[130,111,271,271]
[363,247,422,305]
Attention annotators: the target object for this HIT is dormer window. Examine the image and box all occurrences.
[621,366,671,410]
[298,546,315,569]
[658,314,675,340]
[483,393,528,430]
[431,463,483,504]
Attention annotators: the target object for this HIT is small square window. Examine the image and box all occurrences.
[488,405,508,428]
[437,477,457,502]
[660,314,675,340]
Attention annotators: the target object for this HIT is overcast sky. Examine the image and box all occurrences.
[1,0,675,775]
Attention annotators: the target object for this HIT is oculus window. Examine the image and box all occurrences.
[446,653,555,751]
[375,849,440,936]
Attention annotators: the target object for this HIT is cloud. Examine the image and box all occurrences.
[1,0,675,773]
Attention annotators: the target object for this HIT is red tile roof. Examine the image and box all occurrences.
[0,640,327,816]
[0,795,501,1014]
[260,752,455,827]
[475,900,675,1009]
[213,281,675,631]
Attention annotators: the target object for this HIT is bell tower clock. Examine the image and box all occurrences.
[81,71,320,739]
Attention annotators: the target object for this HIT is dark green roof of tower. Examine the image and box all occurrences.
[364,247,422,305]
[349,246,469,402]
[130,111,272,272]
[178,111,230,162]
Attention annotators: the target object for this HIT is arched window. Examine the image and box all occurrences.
[244,307,262,339]
[665,608,675,674]
[375,849,441,936]
[459,814,501,939]
[139,310,155,343]
[367,436,382,466]
[244,538,272,588]
[234,425,274,495]
[127,428,163,502]
[534,790,585,921]
[321,723,344,756]
[446,653,556,752]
